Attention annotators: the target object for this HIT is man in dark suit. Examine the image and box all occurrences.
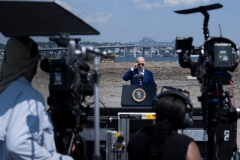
[122,57,157,89]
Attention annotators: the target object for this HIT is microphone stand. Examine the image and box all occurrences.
[92,56,102,160]
[139,75,143,85]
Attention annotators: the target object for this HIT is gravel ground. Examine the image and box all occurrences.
[33,61,240,108]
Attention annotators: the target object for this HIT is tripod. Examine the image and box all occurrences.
[199,73,239,160]
[48,101,88,160]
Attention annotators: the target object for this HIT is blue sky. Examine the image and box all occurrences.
[0,0,240,46]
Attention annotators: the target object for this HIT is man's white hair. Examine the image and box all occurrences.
[136,56,145,63]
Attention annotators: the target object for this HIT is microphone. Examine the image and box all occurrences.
[40,58,50,73]
[78,62,91,72]
[134,74,139,82]
[139,74,144,85]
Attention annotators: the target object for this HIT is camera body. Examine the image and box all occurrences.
[176,36,239,84]
[49,58,73,94]
[47,58,75,108]
[46,58,93,108]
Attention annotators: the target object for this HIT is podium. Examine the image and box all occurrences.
[121,85,156,107]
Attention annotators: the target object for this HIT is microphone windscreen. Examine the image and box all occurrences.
[134,74,139,81]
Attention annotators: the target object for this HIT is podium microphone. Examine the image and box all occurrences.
[139,74,144,85]
[134,74,140,84]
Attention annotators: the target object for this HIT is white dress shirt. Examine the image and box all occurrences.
[138,69,144,75]
[0,76,72,160]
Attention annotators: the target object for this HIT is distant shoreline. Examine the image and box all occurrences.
[115,57,198,62]
[98,61,181,69]
[115,57,178,62]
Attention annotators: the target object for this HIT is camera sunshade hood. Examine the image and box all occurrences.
[0,1,100,37]
[174,3,223,14]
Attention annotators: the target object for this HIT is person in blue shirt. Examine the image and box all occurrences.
[0,37,72,160]
[122,57,157,89]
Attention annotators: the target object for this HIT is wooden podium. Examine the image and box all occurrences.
[121,85,156,107]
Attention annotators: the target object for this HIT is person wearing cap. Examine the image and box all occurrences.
[0,37,73,160]
[122,56,157,89]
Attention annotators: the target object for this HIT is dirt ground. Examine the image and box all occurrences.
[33,61,240,108]
[32,61,240,148]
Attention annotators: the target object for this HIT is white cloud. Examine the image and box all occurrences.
[83,13,113,23]
[55,0,112,24]
[135,3,162,10]
[55,0,81,14]
[133,0,210,10]
[118,23,125,26]
[132,0,144,2]
[164,0,210,6]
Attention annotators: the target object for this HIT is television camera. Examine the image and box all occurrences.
[40,34,110,160]
[175,3,240,160]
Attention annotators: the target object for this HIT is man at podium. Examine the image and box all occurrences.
[122,57,157,90]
